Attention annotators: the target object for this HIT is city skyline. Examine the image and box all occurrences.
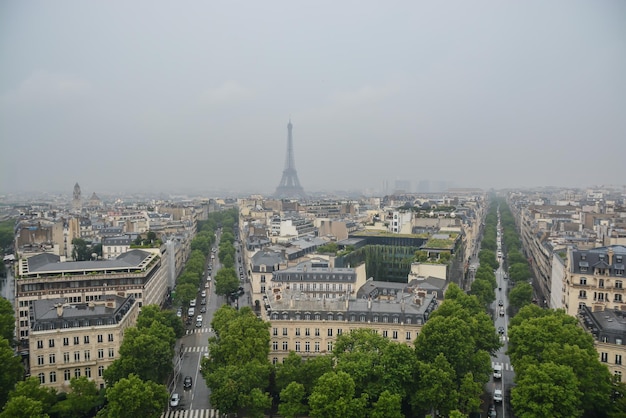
[1,1,625,195]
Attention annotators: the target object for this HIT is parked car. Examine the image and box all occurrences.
[498,300,503,306]
[488,404,497,417]
[200,306,206,313]
[201,298,206,305]
[183,376,193,389]
[170,393,180,408]
[176,308,182,318]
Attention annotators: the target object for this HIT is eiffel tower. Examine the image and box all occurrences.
[274,120,306,199]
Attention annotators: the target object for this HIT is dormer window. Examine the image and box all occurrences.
[581,254,587,260]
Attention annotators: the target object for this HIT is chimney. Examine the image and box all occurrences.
[56,303,64,317]
[290,295,294,309]
[608,248,614,265]
[367,297,372,310]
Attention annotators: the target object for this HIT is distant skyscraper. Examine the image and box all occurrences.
[72,182,82,211]
[274,120,306,200]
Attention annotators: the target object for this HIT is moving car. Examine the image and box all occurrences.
[498,300,503,306]
[499,307,505,317]
[201,298,206,305]
[200,306,206,313]
[201,290,206,298]
[498,326,505,335]
[493,364,502,379]
[488,404,497,417]
[176,308,182,318]
[493,389,503,403]
[183,376,193,389]
[170,393,180,408]
[189,299,196,307]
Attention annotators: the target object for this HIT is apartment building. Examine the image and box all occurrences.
[28,295,138,391]
[265,285,438,363]
[15,249,168,343]
[578,305,626,382]
[564,245,626,316]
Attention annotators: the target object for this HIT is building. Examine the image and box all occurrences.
[265,283,438,363]
[28,295,138,391]
[15,249,168,343]
[564,245,626,316]
[578,305,626,382]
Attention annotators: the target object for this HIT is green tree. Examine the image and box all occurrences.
[371,390,403,418]
[0,337,24,406]
[137,304,184,339]
[146,231,157,243]
[214,268,239,297]
[412,355,458,417]
[470,278,495,307]
[63,376,100,417]
[278,382,308,418]
[274,352,333,397]
[173,283,197,308]
[71,238,90,261]
[511,362,582,418]
[0,395,48,418]
[0,297,15,342]
[8,377,57,412]
[308,371,368,418]
[0,220,15,251]
[103,374,168,418]
[509,282,533,310]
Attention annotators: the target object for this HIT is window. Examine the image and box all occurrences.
[617,281,624,289]
[327,328,333,337]
[63,352,70,363]
[282,342,288,351]
[84,350,90,361]
[84,336,90,344]
[295,341,301,352]
[272,328,278,336]
[49,339,55,348]
[98,366,104,377]
[108,334,114,342]
[49,353,56,364]
[49,371,56,383]
[616,371,623,382]
[63,337,69,346]
[305,342,310,352]
[98,349,104,359]
[273,357,278,365]
[74,336,79,345]
[392,331,398,340]
[616,355,622,365]
[393,316,399,324]
[37,355,44,366]
[305,328,310,336]
[295,328,300,336]
[272,341,278,350]
[74,351,80,361]
[616,294,623,302]
[328,342,333,352]
[282,328,288,336]
[579,290,587,298]
[74,368,81,378]
[600,279,605,288]
[261,275,266,283]
[383,330,388,338]
[64,369,71,381]
[97,334,103,343]
[315,342,320,352]
[359,315,366,322]
[108,348,114,358]
[37,340,43,349]
[601,352,608,362]
[38,373,45,384]
[337,328,343,336]
[314,314,320,320]
[382,316,388,323]
[85,367,91,378]
[406,331,412,341]
[373,315,379,323]
[315,328,320,337]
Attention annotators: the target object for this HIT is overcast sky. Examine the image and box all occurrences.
[1,1,625,196]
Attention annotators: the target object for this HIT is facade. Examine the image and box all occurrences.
[249,250,285,298]
[564,245,626,316]
[15,249,168,343]
[102,235,133,259]
[28,295,138,391]
[265,285,438,363]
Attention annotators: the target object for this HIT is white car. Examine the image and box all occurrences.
[493,389,503,403]
[196,315,203,322]
[170,393,180,408]
[201,290,206,298]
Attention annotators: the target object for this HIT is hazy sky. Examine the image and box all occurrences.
[1,1,625,196]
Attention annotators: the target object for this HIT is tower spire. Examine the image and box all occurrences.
[274,120,306,199]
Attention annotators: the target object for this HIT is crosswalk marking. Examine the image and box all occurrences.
[182,345,209,353]
[186,327,212,335]
[492,361,514,372]
[161,409,222,418]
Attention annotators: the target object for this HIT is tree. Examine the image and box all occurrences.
[71,238,90,261]
[146,231,157,243]
[308,371,368,418]
[509,282,533,310]
[0,395,48,418]
[511,362,582,418]
[136,304,184,339]
[370,390,403,418]
[274,352,333,397]
[0,338,24,406]
[412,355,458,417]
[278,382,308,418]
[173,283,196,308]
[63,376,101,417]
[103,374,168,418]
[470,278,495,307]
[214,268,239,297]
[0,297,15,342]
[8,377,57,412]
[104,323,175,385]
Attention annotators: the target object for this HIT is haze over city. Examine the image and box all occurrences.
[1,1,625,196]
